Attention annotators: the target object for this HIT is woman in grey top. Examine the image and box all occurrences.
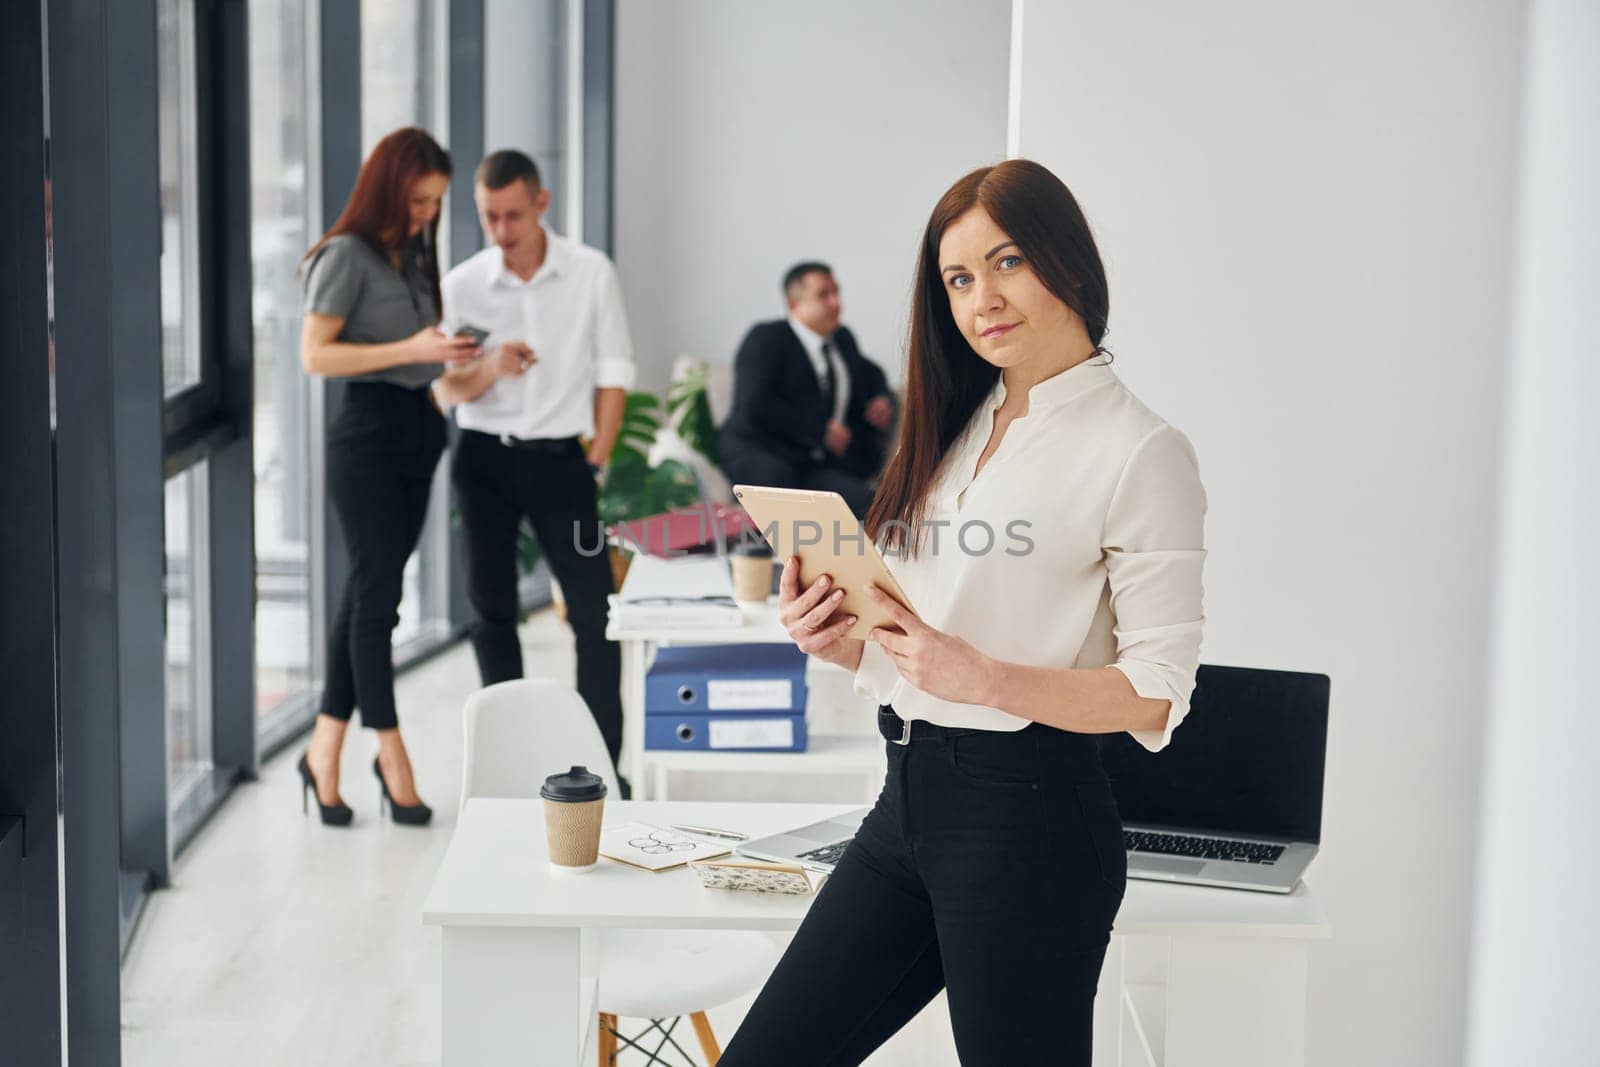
[296,127,478,827]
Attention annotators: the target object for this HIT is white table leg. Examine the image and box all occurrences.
[442,926,594,1066]
[1090,935,1124,1067]
[620,638,648,797]
[1163,939,1309,1067]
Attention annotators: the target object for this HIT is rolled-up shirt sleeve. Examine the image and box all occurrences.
[437,268,461,335]
[592,261,637,390]
[853,639,902,706]
[1102,424,1207,752]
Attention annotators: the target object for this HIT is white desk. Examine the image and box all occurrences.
[424,798,1331,1067]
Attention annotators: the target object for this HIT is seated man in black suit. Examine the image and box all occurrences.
[719,261,897,517]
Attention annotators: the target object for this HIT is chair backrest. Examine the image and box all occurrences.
[459,678,620,817]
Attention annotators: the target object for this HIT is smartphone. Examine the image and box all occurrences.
[454,324,490,346]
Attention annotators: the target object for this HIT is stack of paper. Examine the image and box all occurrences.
[611,555,745,630]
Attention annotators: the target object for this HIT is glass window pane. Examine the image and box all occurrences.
[362,0,449,655]
[248,0,315,722]
[360,0,437,156]
[157,0,202,397]
[165,463,213,803]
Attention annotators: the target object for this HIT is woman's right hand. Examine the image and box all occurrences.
[408,327,481,365]
[778,556,863,670]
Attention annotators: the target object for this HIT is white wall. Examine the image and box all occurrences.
[1013,3,1525,1064]
[1466,1,1600,1062]
[613,0,1011,393]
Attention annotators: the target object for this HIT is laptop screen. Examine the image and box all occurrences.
[1100,664,1330,844]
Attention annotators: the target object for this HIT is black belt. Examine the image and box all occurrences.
[876,706,997,747]
[474,430,581,456]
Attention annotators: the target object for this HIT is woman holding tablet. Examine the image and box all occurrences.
[722,159,1206,1064]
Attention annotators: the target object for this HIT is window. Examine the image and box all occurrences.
[248,0,317,727]
[361,0,452,656]
[360,0,442,156]
[157,0,216,819]
[157,0,203,398]
[164,462,213,804]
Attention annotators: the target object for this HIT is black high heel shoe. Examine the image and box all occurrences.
[297,753,354,827]
[373,757,433,826]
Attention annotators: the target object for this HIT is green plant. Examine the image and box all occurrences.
[513,372,719,575]
[666,360,720,466]
[595,390,702,534]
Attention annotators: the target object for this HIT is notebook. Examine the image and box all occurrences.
[597,822,732,872]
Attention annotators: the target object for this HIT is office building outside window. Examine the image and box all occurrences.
[157,0,214,813]
[164,462,214,803]
[248,0,317,731]
[157,0,202,398]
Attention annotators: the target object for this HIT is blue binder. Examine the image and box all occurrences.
[645,712,808,752]
[645,643,807,716]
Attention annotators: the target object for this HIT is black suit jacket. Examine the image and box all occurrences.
[719,320,895,479]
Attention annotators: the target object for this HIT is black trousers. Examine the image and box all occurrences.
[320,381,448,731]
[451,429,623,768]
[721,439,875,519]
[721,707,1126,1066]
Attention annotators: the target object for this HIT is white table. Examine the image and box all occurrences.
[423,798,1331,1067]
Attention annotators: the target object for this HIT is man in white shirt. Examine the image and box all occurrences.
[433,150,634,786]
[718,263,897,517]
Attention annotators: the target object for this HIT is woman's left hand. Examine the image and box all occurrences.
[866,585,997,707]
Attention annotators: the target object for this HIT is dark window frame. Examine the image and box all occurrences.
[162,0,245,474]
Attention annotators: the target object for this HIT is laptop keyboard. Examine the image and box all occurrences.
[1125,830,1285,864]
[796,841,851,867]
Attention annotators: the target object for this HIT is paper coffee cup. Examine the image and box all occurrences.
[730,542,776,604]
[730,556,775,603]
[540,766,607,871]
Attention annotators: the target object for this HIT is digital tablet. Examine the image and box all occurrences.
[731,485,917,640]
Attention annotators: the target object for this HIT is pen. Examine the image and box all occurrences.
[671,824,749,842]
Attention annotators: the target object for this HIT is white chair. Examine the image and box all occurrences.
[460,679,778,1065]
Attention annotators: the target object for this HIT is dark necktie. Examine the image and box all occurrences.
[820,339,838,417]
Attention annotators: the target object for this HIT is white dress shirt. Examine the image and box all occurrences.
[853,357,1206,752]
[441,227,637,439]
[788,316,850,424]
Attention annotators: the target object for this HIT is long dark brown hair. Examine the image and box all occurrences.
[865,159,1110,556]
[304,127,452,318]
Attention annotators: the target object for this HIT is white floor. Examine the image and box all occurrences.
[120,609,959,1066]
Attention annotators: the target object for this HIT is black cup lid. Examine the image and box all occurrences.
[540,765,607,802]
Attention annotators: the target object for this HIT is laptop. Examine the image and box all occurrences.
[737,808,868,874]
[1104,663,1330,894]
[738,664,1330,891]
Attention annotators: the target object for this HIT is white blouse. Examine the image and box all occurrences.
[853,357,1206,752]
